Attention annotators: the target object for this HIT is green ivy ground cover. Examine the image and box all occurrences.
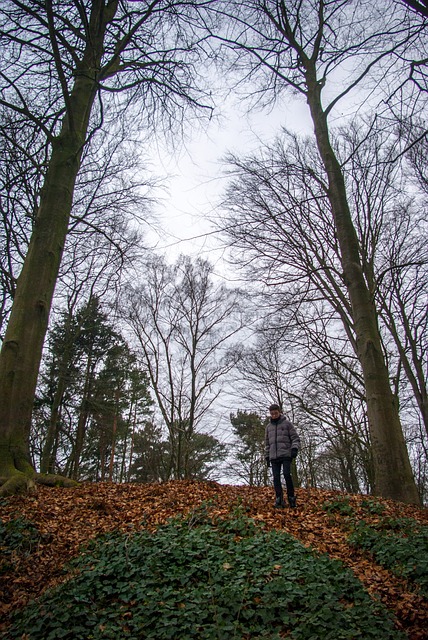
[5,511,405,640]
[0,516,42,574]
[320,497,428,596]
[348,518,428,596]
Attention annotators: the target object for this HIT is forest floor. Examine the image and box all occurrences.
[1,480,428,639]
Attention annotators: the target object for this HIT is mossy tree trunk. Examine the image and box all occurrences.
[0,1,117,495]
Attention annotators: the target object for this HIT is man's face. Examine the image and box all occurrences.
[270,409,281,420]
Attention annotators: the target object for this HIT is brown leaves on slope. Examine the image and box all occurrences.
[1,481,427,639]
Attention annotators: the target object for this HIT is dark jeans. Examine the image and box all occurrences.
[271,457,294,498]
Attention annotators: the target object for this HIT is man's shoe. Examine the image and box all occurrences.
[288,495,297,508]
[274,496,285,508]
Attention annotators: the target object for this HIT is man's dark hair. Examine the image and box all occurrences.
[269,404,281,411]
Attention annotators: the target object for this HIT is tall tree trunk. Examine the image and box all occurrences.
[70,355,94,481]
[108,390,120,482]
[0,2,111,494]
[381,300,428,439]
[0,131,85,493]
[305,71,420,504]
[126,403,137,483]
[41,310,82,473]
[99,430,107,481]
[120,399,133,483]
[40,376,67,474]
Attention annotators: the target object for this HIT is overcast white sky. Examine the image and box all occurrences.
[142,55,368,278]
[145,94,315,274]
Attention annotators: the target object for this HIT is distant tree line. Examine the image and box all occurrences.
[32,256,237,483]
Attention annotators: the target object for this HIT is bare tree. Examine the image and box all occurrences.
[233,315,374,492]
[0,0,214,495]
[211,0,424,503]
[126,254,245,479]
[224,121,427,495]
[401,0,428,21]
[340,119,428,445]
[0,105,152,371]
[224,126,427,497]
[0,109,47,337]
[376,220,427,436]
[379,126,428,439]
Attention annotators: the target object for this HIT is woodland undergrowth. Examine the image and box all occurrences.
[1,481,427,639]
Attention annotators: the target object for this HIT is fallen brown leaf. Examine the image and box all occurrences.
[1,481,427,639]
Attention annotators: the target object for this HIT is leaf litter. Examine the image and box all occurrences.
[1,481,427,639]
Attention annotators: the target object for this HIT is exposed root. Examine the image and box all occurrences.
[0,471,78,496]
[35,473,79,488]
[0,471,35,496]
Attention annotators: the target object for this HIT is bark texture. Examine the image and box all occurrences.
[0,0,117,495]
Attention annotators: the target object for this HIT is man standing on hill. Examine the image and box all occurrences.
[265,404,300,508]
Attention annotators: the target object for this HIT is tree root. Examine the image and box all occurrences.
[34,473,79,488]
[0,471,35,496]
[0,471,78,496]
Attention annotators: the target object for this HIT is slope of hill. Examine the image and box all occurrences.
[1,481,427,639]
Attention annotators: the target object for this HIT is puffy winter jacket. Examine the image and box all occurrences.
[265,415,300,460]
